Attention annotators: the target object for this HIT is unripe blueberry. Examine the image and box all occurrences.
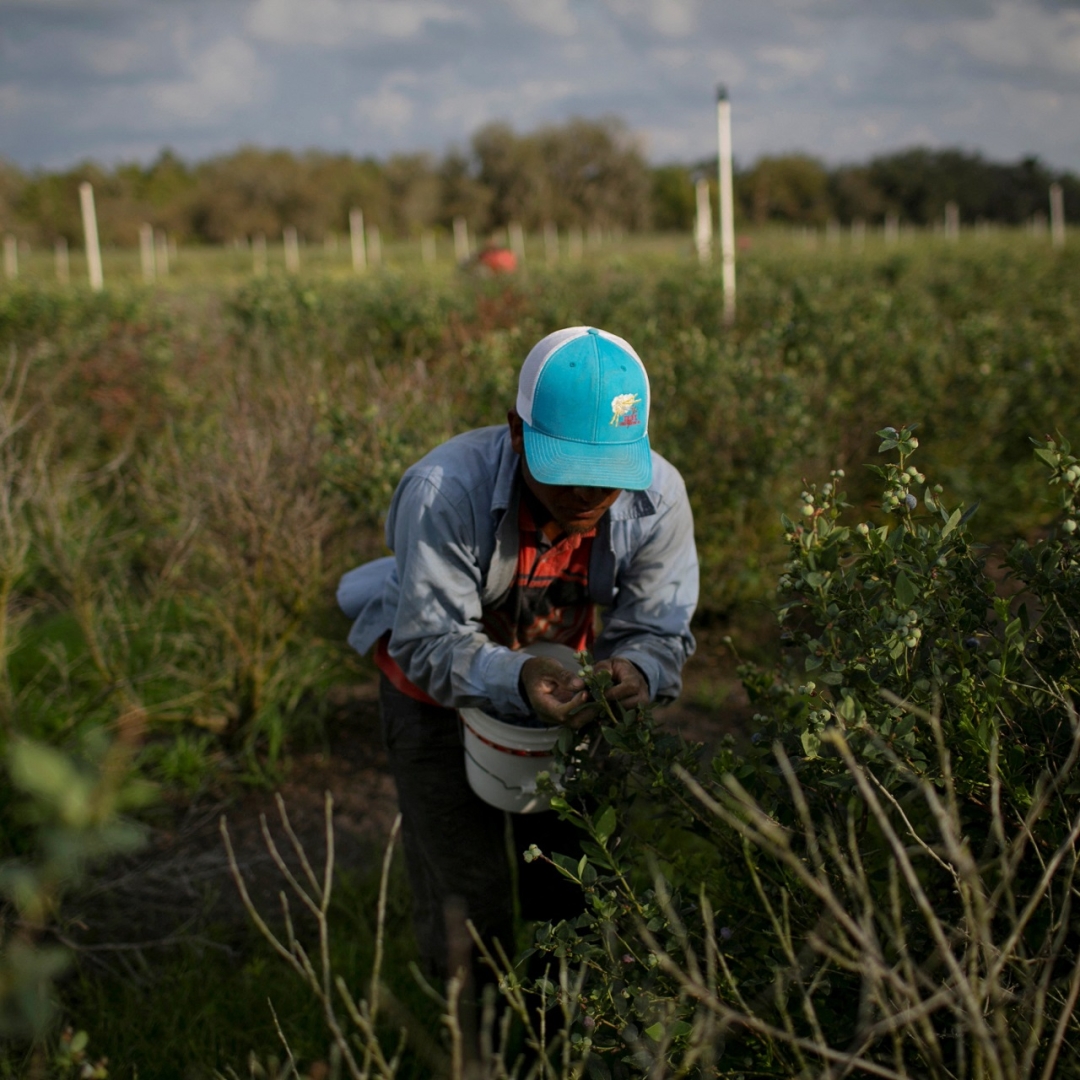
[801,504,815,517]
[856,522,870,536]
[1064,519,1077,534]
[909,437,919,448]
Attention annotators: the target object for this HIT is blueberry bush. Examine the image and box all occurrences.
[527,429,1080,1078]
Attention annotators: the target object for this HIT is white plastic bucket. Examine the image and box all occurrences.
[460,642,579,814]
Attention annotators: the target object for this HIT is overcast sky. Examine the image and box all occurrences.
[2,0,1079,172]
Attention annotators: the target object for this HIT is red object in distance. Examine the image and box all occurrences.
[478,246,517,274]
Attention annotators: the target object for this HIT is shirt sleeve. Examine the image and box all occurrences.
[594,471,698,704]
[384,473,532,717]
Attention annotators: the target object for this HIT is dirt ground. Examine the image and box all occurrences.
[64,628,752,956]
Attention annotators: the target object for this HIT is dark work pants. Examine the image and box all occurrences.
[379,675,584,983]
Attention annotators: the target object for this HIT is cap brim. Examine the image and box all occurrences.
[523,423,653,490]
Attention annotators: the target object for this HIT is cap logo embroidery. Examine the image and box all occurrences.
[610,393,642,427]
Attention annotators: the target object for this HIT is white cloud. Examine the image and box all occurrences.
[503,0,577,36]
[353,76,417,133]
[602,0,699,38]
[757,45,825,77]
[945,2,1080,76]
[246,0,464,48]
[429,77,577,130]
[0,85,22,116]
[85,37,151,77]
[149,37,265,124]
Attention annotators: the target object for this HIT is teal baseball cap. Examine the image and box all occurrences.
[516,327,652,490]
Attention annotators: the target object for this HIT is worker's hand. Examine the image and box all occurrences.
[521,657,597,729]
[594,657,650,711]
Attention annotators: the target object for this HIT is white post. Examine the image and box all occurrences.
[544,222,558,264]
[884,213,899,244]
[349,209,366,272]
[694,177,712,264]
[851,218,866,252]
[78,182,104,291]
[588,222,603,249]
[944,201,960,240]
[253,232,267,275]
[284,226,300,273]
[3,236,16,280]
[716,85,736,326]
[453,216,470,263]
[421,230,436,264]
[568,225,584,260]
[155,230,169,277]
[55,237,69,284]
[367,225,382,268]
[508,221,525,262]
[826,219,840,245]
[1050,183,1066,249]
[139,223,156,283]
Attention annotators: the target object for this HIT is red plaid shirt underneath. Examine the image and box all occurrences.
[375,487,596,705]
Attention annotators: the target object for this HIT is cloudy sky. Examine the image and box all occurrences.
[2,0,1079,171]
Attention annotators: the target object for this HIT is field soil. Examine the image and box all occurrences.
[63,628,750,958]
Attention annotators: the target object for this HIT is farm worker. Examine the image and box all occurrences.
[476,244,517,275]
[337,326,698,983]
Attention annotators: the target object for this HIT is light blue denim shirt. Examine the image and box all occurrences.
[337,425,698,718]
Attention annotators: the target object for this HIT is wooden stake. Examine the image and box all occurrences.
[544,222,558,265]
[367,225,382,268]
[155,230,169,277]
[944,201,960,240]
[453,216,469,263]
[78,182,104,291]
[421,230,436,265]
[139,223,156,283]
[851,218,866,252]
[508,222,525,262]
[55,237,69,284]
[568,225,584,260]
[284,226,300,273]
[3,236,16,280]
[349,209,366,272]
[884,213,899,244]
[1050,183,1066,249]
[716,85,736,326]
[694,177,712,264]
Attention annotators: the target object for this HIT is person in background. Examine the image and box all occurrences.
[338,326,699,985]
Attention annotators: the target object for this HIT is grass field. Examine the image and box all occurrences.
[1,227,1078,1077]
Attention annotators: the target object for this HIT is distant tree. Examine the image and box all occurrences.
[828,165,886,223]
[0,161,27,238]
[866,148,1063,225]
[384,153,440,236]
[535,117,651,230]
[437,149,492,234]
[740,155,831,225]
[651,165,697,232]
[472,122,549,231]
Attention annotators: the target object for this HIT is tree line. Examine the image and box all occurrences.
[1,117,1076,247]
